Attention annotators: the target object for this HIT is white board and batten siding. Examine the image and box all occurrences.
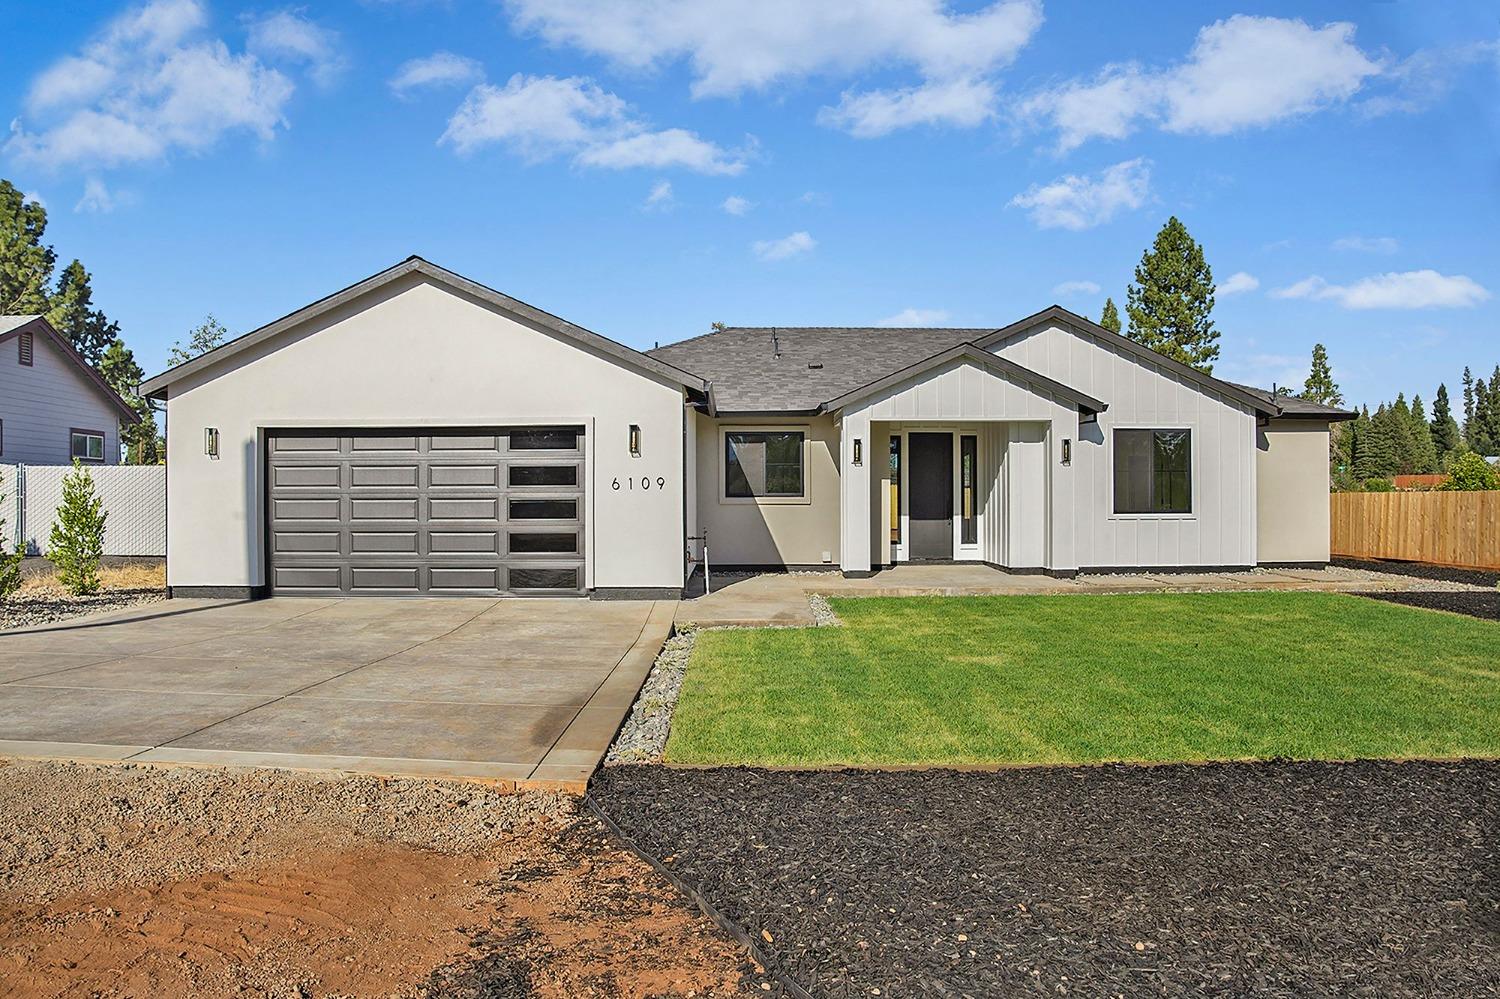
[992,323,1258,569]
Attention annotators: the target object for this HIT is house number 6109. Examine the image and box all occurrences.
[612,476,667,491]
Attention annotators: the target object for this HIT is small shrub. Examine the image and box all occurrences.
[1439,451,1500,491]
[48,460,109,596]
[1362,477,1395,492]
[0,491,21,600]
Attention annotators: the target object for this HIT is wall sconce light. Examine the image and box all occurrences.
[629,424,641,457]
[1061,438,1072,466]
[204,427,220,458]
[852,437,863,466]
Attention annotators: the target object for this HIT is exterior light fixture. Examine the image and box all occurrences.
[853,437,863,466]
[205,427,220,458]
[629,424,641,457]
[1061,438,1072,466]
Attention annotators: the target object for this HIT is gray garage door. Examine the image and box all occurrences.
[267,428,585,596]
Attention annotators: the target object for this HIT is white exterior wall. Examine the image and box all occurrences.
[163,273,686,591]
[993,324,1258,568]
[0,331,120,465]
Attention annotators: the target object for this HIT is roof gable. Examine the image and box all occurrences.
[823,344,1107,415]
[0,315,139,423]
[141,257,708,398]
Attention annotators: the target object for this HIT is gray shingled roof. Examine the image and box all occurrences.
[647,326,989,412]
[1229,382,1356,420]
[0,315,42,336]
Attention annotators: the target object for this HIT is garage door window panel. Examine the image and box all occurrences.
[509,531,580,555]
[509,464,580,487]
[510,498,578,521]
[508,428,579,451]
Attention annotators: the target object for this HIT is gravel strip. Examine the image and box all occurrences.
[806,593,838,626]
[1358,590,1500,621]
[0,757,572,903]
[606,627,698,765]
[1332,556,1499,588]
[1,588,166,631]
[593,761,1500,998]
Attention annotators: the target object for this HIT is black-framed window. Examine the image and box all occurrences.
[725,431,804,498]
[960,434,978,544]
[70,429,105,462]
[1113,429,1191,514]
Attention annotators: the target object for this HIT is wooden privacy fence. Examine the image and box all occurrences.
[1331,490,1500,570]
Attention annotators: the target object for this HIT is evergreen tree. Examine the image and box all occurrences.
[47,259,119,368]
[0,488,22,599]
[1299,343,1343,406]
[1350,406,1377,480]
[100,338,160,464]
[1472,376,1498,456]
[168,314,229,368]
[1364,404,1399,478]
[48,460,108,596]
[1099,297,1122,334]
[1430,383,1462,463]
[1124,217,1220,372]
[1386,395,1417,474]
[1462,366,1475,444]
[1408,394,1438,474]
[0,180,55,314]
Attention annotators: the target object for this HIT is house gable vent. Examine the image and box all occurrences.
[18,331,33,366]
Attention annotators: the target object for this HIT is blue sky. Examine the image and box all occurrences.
[4,1,1497,407]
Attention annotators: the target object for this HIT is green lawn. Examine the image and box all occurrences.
[664,592,1500,767]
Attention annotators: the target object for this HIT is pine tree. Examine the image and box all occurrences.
[1099,297,1122,334]
[1350,406,1377,480]
[48,460,109,596]
[1472,376,1498,456]
[1299,343,1343,406]
[1386,396,1417,474]
[1364,404,1399,479]
[168,314,229,368]
[1462,366,1475,444]
[1408,395,1438,474]
[1124,217,1220,372]
[47,260,120,368]
[0,180,56,314]
[100,338,159,464]
[1430,383,1462,463]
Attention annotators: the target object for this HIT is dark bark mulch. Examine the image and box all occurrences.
[592,761,1500,998]
[1360,590,1500,621]
[1333,555,1499,588]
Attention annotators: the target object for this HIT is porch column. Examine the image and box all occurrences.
[839,408,873,577]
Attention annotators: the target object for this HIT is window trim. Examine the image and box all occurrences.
[718,425,812,505]
[1109,425,1195,519]
[70,427,107,464]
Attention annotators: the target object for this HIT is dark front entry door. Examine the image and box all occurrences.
[908,432,953,559]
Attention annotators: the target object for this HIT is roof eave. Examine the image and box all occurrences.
[0,316,140,423]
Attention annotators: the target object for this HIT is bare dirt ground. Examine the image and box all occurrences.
[0,758,759,998]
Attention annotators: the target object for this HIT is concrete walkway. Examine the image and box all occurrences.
[676,563,1483,628]
[0,597,674,789]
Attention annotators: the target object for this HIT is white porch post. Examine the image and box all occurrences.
[839,408,873,576]
[1048,405,1081,575]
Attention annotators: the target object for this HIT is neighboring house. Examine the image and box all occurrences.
[140,257,1353,599]
[0,315,138,466]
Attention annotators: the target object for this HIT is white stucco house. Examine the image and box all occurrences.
[1,315,138,466]
[140,257,1352,598]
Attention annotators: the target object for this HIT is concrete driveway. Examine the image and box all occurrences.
[0,597,673,787]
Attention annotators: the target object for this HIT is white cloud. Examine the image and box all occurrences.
[7,0,294,171]
[817,76,997,137]
[1332,235,1398,254]
[643,179,674,209]
[1271,270,1491,309]
[721,195,752,216]
[389,51,483,97]
[1218,271,1259,295]
[441,74,747,174]
[1360,40,1500,117]
[1019,15,1382,151]
[1008,158,1150,231]
[245,9,346,88]
[505,0,1042,97]
[752,231,816,261]
[74,177,132,213]
[876,307,951,327]
[1051,280,1100,297]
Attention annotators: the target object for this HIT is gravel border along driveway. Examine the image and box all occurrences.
[592,760,1500,998]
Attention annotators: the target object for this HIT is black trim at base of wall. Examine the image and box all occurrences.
[591,587,682,600]
[710,564,840,574]
[1258,561,1329,570]
[841,570,876,579]
[980,562,1079,579]
[1077,565,1255,575]
[169,585,265,599]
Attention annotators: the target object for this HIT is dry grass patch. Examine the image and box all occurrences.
[18,561,165,595]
